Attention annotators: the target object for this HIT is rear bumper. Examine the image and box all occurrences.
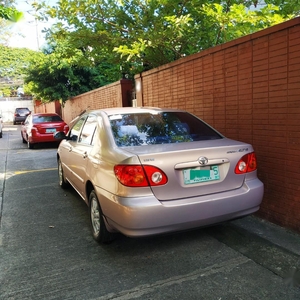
[96,178,264,237]
[14,117,27,123]
[29,133,59,144]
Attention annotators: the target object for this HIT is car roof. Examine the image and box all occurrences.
[88,107,187,116]
[69,107,189,126]
[32,113,59,116]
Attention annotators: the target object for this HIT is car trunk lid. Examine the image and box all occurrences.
[122,138,253,201]
[34,122,65,134]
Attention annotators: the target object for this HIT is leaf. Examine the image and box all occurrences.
[9,11,24,22]
[0,5,24,22]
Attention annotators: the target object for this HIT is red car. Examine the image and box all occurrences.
[21,113,69,149]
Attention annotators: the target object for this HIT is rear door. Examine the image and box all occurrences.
[58,115,87,186]
[66,114,98,197]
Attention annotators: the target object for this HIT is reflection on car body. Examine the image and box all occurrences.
[55,107,264,244]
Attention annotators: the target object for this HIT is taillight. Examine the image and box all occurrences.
[114,165,168,187]
[31,126,38,133]
[235,152,257,174]
[144,165,168,186]
[64,125,69,134]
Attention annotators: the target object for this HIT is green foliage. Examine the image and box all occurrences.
[0,45,40,96]
[0,5,11,20]
[0,3,24,47]
[201,3,287,44]
[0,5,24,22]
[264,0,300,16]
[24,42,118,104]
[19,0,297,102]
[33,0,295,76]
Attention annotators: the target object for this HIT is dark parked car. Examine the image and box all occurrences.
[13,107,31,125]
[21,113,69,149]
[54,107,264,244]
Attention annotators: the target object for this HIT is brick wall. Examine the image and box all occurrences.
[61,79,133,124]
[35,79,133,124]
[135,17,300,232]
[34,101,61,115]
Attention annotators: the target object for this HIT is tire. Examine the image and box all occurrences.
[0,131,2,138]
[89,191,114,244]
[21,132,26,143]
[27,139,34,149]
[58,158,69,189]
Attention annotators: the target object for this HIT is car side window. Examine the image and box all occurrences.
[69,116,86,142]
[78,115,97,145]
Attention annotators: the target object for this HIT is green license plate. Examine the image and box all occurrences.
[183,166,220,185]
[46,128,56,133]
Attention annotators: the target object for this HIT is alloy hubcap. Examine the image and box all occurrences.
[58,162,63,185]
[91,198,100,234]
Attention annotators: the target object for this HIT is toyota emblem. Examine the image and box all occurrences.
[198,157,208,166]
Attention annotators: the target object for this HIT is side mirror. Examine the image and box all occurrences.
[53,131,67,140]
[71,135,78,141]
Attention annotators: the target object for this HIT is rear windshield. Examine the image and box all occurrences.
[16,108,30,114]
[109,112,222,147]
[33,115,63,123]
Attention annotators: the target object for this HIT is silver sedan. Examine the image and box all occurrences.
[55,107,264,243]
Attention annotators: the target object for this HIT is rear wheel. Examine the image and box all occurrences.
[89,191,114,244]
[21,132,26,143]
[58,158,69,189]
[27,139,34,149]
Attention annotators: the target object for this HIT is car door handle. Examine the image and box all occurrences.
[83,151,87,159]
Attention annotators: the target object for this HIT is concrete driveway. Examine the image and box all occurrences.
[1,124,300,299]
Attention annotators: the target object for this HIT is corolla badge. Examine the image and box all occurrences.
[198,157,208,166]
[227,148,249,154]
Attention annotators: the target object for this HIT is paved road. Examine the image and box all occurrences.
[1,124,300,300]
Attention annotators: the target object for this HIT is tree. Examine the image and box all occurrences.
[23,0,296,102]
[24,41,119,104]
[0,3,23,21]
[0,45,40,96]
[201,3,288,45]
[264,0,300,17]
[33,0,295,74]
[0,1,25,46]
